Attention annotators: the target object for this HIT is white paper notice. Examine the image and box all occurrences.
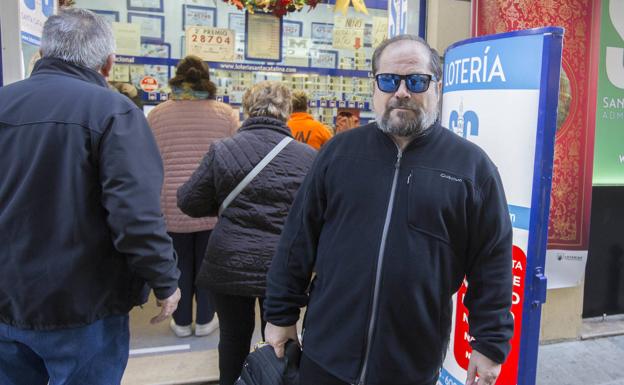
[246,13,281,61]
[112,22,141,56]
[545,249,588,289]
[372,16,388,48]
[332,16,364,50]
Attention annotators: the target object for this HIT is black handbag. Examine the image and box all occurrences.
[235,340,301,385]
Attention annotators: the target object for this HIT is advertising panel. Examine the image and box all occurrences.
[439,28,563,385]
[387,0,407,37]
[594,0,624,185]
[20,0,56,45]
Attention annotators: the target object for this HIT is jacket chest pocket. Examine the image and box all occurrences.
[406,168,468,244]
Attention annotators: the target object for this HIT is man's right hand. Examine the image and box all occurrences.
[150,288,181,324]
[265,322,299,358]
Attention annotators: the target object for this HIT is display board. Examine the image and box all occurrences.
[20,0,56,45]
[593,0,624,186]
[439,27,563,385]
[73,0,423,130]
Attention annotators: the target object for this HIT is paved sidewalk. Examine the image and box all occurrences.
[536,335,624,385]
[124,305,624,385]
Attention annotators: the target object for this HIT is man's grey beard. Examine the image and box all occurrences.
[376,104,439,138]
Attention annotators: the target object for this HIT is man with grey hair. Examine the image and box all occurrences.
[0,8,180,384]
[264,35,514,385]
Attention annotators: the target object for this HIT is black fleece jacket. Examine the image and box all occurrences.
[265,122,514,385]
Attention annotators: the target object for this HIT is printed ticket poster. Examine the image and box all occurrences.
[185,26,235,62]
[245,13,282,61]
[371,16,388,48]
[112,22,141,56]
[438,28,563,385]
[111,64,130,82]
[332,16,365,50]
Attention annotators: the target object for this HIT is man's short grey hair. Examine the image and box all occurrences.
[41,8,115,71]
[242,81,292,122]
[372,35,442,80]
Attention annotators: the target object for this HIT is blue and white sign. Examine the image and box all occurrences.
[439,27,563,385]
[387,0,407,37]
[20,0,56,45]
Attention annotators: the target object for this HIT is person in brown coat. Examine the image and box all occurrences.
[148,55,239,337]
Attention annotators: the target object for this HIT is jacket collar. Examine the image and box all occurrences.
[30,57,109,88]
[170,83,214,100]
[239,116,293,137]
[372,120,443,153]
[289,112,313,120]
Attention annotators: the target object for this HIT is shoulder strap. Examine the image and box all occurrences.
[218,136,293,216]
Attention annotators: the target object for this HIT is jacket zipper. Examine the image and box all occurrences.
[355,147,403,385]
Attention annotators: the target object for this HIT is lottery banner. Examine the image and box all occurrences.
[439,27,563,385]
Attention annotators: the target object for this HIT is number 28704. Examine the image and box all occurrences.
[191,35,231,44]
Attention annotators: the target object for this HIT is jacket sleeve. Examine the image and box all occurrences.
[146,109,160,145]
[264,151,327,326]
[177,144,220,218]
[465,169,514,364]
[98,109,180,300]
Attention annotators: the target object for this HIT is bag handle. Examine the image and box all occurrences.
[218,136,293,216]
[284,339,301,369]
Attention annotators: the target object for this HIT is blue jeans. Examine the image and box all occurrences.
[0,314,129,385]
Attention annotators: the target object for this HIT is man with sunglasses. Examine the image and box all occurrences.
[264,35,513,385]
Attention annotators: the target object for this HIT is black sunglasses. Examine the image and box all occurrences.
[375,73,437,93]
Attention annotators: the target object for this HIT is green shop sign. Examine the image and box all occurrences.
[594,0,624,185]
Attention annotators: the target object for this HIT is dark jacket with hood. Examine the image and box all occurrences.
[0,58,180,330]
[265,122,514,385]
[178,116,316,297]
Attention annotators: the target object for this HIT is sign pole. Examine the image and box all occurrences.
[517,29,564,385]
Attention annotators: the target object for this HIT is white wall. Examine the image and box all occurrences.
[426,0,470,55]
[1,0,25,85]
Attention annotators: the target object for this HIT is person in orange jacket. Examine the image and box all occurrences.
[287,90,333,150]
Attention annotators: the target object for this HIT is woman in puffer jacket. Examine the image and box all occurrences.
[177,81,316,385]
[148,55,239,338]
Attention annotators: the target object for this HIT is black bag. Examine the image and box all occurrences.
[235,340,301,385]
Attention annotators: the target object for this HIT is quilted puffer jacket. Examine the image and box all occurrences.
[148,99,239,233]
[177,116,316,297]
